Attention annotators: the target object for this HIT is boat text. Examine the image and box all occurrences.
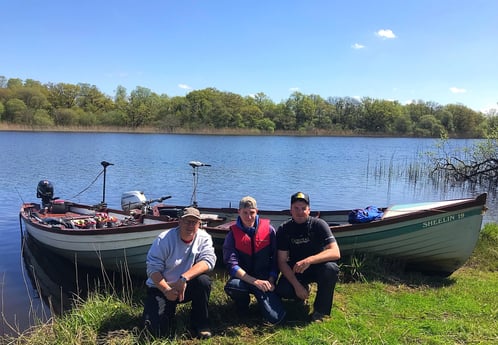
[422,212,465,228]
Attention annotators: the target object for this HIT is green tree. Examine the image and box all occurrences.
[52,108,79,126]
[98,110,127,126]
[33,109,55,126]
[155,95,187,130]
[114,85,128,111]
[327,97,361,131]
[434,108,455,134]
[239,104,263,128]
[127,86,160,128]
[444,104,485,137]
[255,118,275,132]
[4,98,27,123]
[0,87,12,103]
[393,112,413,134]
[286,92,316,130]
[273,102,296,130]
[46,83,80,109]
[413,114,446,137]
[7,78,23,90]
[213,91,242,128]
[185,88,217,128]
[309,94,332,130]
[361,98,402,133]
[77,83,114,114]
[15,88,51,110]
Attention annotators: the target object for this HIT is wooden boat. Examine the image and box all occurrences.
[200,193,488,276]
[20,162,488,277]
[20,200,180,276]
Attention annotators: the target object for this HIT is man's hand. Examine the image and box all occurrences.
[163,287,179,301]
[169,278,187,302]
[293,258,311,274]
[253,279,274,292]
[294,282,310,300]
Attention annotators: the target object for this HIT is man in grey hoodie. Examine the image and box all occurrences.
[143,207,216,339]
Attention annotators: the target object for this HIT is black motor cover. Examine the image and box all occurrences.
[37,180,54,207]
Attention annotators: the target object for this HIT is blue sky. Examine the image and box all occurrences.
[2,0,497,112]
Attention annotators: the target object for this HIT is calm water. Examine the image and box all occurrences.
[0,132,496,335]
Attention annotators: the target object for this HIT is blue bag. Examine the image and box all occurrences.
[348,206,384,224]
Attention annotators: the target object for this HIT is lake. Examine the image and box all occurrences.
[0,131,496,335]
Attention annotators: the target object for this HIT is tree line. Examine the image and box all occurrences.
[1,76,496,138]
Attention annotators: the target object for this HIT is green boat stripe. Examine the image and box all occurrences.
[337,208,482,246]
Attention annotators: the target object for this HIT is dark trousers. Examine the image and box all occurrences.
[276,261,339,315]
[143,274,212,337]
[224,278,286,324]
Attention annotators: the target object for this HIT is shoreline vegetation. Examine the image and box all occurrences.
[2,224,497,344]
[0,123,480,138]
[0,123,392,137]
[1,76,496,139]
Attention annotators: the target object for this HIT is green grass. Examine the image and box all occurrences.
[3,224,498,344]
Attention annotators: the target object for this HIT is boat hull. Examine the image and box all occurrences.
[202,194,487,276]
[20,203,179,276]
[333,201,485,275]
[20,194,487,277]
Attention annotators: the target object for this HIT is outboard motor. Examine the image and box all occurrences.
[37,180,54,208]
[121,191,147,212]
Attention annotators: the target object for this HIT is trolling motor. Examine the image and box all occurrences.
[189,161,211,208]
[36,180,56,209]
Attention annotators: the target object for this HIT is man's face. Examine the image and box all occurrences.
[290,200,310,224]
[238,207,257,228]
[180,216,201,239]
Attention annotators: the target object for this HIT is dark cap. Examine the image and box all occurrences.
[291,192,309,205]
[182,207,201,220]
[239,196,257,209]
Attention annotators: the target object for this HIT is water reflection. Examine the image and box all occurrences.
[21,234,143,324]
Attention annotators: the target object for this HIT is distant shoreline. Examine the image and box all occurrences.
[0,123,431,138]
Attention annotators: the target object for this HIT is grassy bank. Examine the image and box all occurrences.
[3,224,498,344]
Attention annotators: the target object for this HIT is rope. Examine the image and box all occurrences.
[69,169,105,200]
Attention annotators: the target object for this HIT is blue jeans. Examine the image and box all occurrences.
[143,274,212,337]
[224,278,286,324]
[276,261,339,315]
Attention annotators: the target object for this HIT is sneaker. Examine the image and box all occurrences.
[198,330,212,339]
[311,311,329,323]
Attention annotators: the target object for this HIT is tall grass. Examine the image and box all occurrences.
[2,224,498,344]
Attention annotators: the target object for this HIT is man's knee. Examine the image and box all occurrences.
[197,274,212,287]
[321,262,339,281]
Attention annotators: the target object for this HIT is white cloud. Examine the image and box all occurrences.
[178,83,192,90]
[376,29,396,39]
[450,87,466,94]
[352,43,365,49]
[289,87,300,92]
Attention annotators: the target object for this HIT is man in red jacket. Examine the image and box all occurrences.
[222,196,286,324]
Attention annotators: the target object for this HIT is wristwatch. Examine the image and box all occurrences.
[179,275,188,283]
